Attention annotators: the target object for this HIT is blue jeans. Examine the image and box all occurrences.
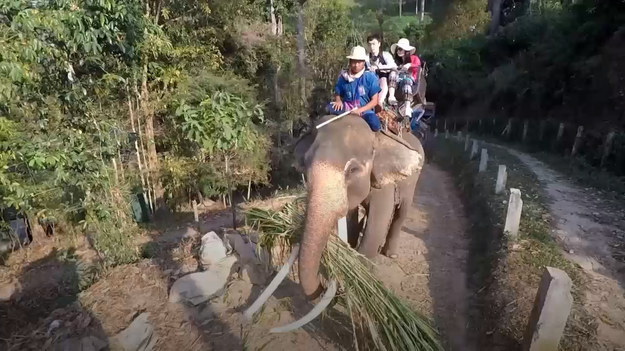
[325,103,381,131]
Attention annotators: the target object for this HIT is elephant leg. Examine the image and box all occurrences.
[382,201,408,258]
[346,207,361,248]
[358,186,395,259]
[383,175,420,258]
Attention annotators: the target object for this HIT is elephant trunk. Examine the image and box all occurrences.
[299,164,347,299]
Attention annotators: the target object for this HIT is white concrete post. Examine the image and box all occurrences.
[571,125,584,157]
[479,148,488,172]
[445,130,449,139]
[192,200,199,222]
[457,131,462,140]
[522,120,529,143]
[556,123,565,143]
[434,129,439,137]
[464,134,470,151]
[495,165,507,194]
[504,188,523,237]
[601,131,616,168]
[470,140,479,159]
[337,217,348,244]
[522,267,573,351]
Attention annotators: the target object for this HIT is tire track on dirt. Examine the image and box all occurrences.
[375,164,476,351]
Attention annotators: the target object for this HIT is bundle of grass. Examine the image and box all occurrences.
[245,196,443,351]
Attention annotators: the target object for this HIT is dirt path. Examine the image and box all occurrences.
[505,149,625,350]
[375,164,476,351]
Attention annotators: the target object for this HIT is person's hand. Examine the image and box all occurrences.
[352,107,362,115]
[331,100,343,111]
[401,63,411,71]
[370,65,379,72]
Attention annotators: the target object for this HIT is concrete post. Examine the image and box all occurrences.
[556,123,565,143]
[464,134,470,151]
[479,148,488,172]
[504,188,523,237]
[495,165,507,194]
[571,126,584,157]
[470,140,479,159]
[522,267,573,351]
[192,200,199,222]
[601,131,615,168]
[434,129,439,138]
[445,130,450,139]
[522,120,529,143]
[457,131,462,140]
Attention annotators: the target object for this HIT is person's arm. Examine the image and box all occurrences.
[377,52,398,71]
[331,77,343,110]
[354,93,379,115]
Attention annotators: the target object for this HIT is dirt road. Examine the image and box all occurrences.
[375,164,476,351]
[507,149,625,350]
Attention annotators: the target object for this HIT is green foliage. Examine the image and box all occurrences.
[424,0,625,127]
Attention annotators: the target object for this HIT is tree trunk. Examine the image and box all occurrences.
[399,0,402,17]
[270,0,277,35]
[296,2,306,106]
[488,0,503,35]
[420,0,425,21]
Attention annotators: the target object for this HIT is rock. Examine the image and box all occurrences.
[569,249,574,254]
[182,226,199,240]
[0,279,19,302]
[199,232,227,268]
[241,263,269,286]
[110,313,156,351]
[48,320,62,336]
[54,337,81,351]
[169,256,237,305]
[224,233,257,264]
[512,244,522,251]
[81,336,108,351]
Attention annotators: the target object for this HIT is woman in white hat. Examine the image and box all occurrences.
[387,38,421,105]
[327,45,382,131]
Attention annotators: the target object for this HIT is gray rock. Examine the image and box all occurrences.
[199,232,227,268]
[241,263,269,286]
[81,336,108,351]
[110,313,156,351]
[224,233,257,264]
[169,256,237,305]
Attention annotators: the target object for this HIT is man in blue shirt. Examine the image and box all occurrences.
[327,46,381,131]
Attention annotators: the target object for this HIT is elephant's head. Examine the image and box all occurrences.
[293,114,424,299]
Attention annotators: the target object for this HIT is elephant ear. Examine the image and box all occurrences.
[292,131,316,172]
[371,131,424,188]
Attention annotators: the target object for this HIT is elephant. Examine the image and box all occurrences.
[293,113,425,300]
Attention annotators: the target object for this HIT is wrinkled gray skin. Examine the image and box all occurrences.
[294,114,425,299]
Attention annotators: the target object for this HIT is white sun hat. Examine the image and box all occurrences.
[346,46,368,61]
[391,38,416,55]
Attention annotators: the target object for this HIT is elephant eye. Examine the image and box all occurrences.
[346,164,362,176]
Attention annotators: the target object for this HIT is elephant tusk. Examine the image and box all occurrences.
[243,244,300,321]
[269,279,337,333]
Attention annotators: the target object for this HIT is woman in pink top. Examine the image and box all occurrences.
[387,38,421,105]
